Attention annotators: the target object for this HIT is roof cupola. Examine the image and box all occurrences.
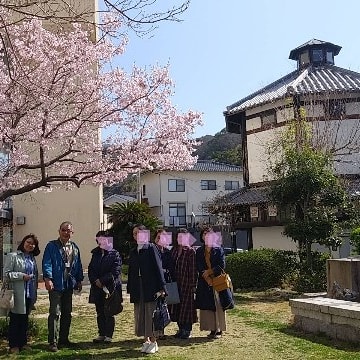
[289,39,341,70]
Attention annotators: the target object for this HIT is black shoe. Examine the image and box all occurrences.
[180,330,192,339]
[174,330,183,338]
[58,339,76,348]
[48,343,58,352]
[207,331,216,339]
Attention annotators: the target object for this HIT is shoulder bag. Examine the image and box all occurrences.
[0,281,14,310]
[212,269,232,292]
[165,272,180,305]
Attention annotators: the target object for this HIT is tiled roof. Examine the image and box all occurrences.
[224,178,360,206]
[188,160,242,172]
[225,186,270,205]
[226,65,360,115]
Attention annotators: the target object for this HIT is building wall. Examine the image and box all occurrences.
[247,127,283,183]
[252,226,297,251]
[141,170,243,226]
[246,99,360,184]
[12,185,102,271]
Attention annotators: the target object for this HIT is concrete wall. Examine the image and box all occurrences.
[252,226,297,251]
[12,184,103,272]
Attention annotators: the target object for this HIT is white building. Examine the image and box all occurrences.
[140,160,243,228]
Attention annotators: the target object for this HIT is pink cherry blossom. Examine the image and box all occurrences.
[0,12,202,201]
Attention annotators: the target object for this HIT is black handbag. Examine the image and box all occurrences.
[152,297,171,331]
[104,288,123,316]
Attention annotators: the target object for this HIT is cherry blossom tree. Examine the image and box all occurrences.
[0,14,202,202]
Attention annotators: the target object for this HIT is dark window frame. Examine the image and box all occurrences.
[261,109,277,129]
[225,180,240,191]
[169,202,186,226]
[201,180,217,190]
[168,179,185,192]
[325,99,346,119]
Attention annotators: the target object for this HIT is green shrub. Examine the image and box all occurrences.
[292,251,330,293]
[350,227,360,255]
[226,249,298,290]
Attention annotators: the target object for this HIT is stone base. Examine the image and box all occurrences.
[290,297,360,343]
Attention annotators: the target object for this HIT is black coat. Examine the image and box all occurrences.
[127,243,167,303]
[195,245,225,311]
[88,247,122,304]
[155,245,175,282]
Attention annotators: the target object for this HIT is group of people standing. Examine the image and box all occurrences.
[127,224,229,354]
[3,221,231,355]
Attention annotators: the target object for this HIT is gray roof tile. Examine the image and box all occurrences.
[226,65,360,115]
[189,160,242,172]
[225,186,270,205]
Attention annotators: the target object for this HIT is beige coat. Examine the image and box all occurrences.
[3,251,38,314]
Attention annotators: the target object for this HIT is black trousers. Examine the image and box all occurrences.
[95,296,115,338]
[8,298,31,349]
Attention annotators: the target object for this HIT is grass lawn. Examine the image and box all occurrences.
[1,289,360,359]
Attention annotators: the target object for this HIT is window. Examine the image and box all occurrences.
[168,179,185,192]
[201,180,216,190]
[312,49,323,63]
[261,110,276,127]
[169,203,186,226]
[326,51,334,64]
[142,184,146,196]
[325,99,346,118]
[225,181,239,191]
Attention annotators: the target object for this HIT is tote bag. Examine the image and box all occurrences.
[165,281,180,305]
[0,282,14,310]
[152,298,171,331]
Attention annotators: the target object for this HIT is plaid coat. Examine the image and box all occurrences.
[169,246,198,324]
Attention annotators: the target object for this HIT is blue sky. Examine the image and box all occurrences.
[112,0,360,138]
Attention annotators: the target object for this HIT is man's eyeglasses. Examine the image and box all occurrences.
[60,228,73,233]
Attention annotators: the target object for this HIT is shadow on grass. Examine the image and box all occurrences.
[233,290,302,305]
[0,336,213,359]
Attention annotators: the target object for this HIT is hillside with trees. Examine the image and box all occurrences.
[194,129,242,165]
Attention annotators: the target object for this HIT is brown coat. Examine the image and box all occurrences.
[169,246,198,324]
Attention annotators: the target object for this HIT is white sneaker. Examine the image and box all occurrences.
[93,336,105,343]
[104,336,112,343]
[140,341,151,353]
[146,341,158,354]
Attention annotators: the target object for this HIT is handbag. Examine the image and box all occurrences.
[104,288,123,316]
[0,282,14,310]
[152,297,171,331]
[212,270,232,292]
[165,281,180,305]
[219,287,235,311]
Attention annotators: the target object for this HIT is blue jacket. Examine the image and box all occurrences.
[42,239,84,291]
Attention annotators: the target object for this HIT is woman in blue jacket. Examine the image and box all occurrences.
[195,226,227,339]
[88,231,122,343]
[4,234,40,354]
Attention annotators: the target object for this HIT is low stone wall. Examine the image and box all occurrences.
[290,297,360,343]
